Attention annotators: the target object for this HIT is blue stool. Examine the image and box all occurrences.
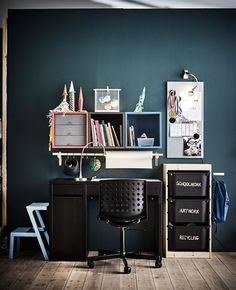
[9,202,49,260]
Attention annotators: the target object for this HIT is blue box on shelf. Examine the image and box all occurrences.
[137,138,155,147]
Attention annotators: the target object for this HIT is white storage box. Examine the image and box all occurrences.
[137,138,154,147]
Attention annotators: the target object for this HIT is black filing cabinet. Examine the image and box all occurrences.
[168,171,210,251]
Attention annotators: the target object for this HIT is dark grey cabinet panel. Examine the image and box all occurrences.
[50,182,87,261]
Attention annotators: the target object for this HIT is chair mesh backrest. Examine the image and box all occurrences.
[99,179,147,220]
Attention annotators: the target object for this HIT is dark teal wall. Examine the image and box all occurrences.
[7,9,236,251]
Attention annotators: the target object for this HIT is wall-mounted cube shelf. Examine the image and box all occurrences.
[125,112,162,149]
[51,112,88,148]
[89,112,124,148]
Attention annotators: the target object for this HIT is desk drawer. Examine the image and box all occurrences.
[87,183,100,197]
[146,181,162,196]
[52,184,85,196]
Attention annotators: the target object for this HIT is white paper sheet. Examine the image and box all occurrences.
[106,151,153,169]
[181,91,202,121]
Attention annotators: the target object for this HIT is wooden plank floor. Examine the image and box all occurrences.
[0,252,236,289]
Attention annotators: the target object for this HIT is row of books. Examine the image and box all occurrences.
[90,119,123,147]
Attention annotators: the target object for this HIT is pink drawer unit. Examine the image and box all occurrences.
[52,112,88,148]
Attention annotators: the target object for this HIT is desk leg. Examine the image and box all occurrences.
[27,207,49,261]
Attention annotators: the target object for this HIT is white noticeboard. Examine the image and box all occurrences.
[167,81,204,158]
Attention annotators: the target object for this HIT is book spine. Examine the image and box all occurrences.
[94,120,102,146]
[111,125,120,147]
[106,124,112,146]
[101,120,109,146]
[92,118,98,146]
[99,124,106,146]
[90,118,96,146]
[107,122,115,146]
[129,126,133,146]
[119,124,123,147]
[131,125,136,146]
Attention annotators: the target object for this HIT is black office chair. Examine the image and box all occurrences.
[87,179,147,274]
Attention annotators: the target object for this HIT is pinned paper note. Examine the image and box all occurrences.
[170,123,195,137]
[181,91,202,121]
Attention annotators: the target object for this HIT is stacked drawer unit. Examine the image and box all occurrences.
[163,164,212,258]
[52,112,88,148]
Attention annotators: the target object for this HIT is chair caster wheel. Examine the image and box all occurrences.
[155,261,162,268]
[88,261,95,268]
[124,266,131,274]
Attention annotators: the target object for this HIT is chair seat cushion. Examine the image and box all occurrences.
[100,214,146,227]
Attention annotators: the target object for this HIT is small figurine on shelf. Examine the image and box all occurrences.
[134,87,145,112]
[68,81,75,111]
[62,84,68,102]
[78,86,84,112]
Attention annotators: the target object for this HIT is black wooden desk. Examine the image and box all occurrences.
[49,178,162,266]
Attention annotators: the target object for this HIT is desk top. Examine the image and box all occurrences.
[51,178,162,183]
[50,178,162,197]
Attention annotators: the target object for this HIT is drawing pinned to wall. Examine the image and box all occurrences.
[167,80,204,158]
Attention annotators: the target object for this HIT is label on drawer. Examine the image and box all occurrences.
[179,208,199,214]
[179,235,199,241]
[169,199,208,223]
[176,181,202,188]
